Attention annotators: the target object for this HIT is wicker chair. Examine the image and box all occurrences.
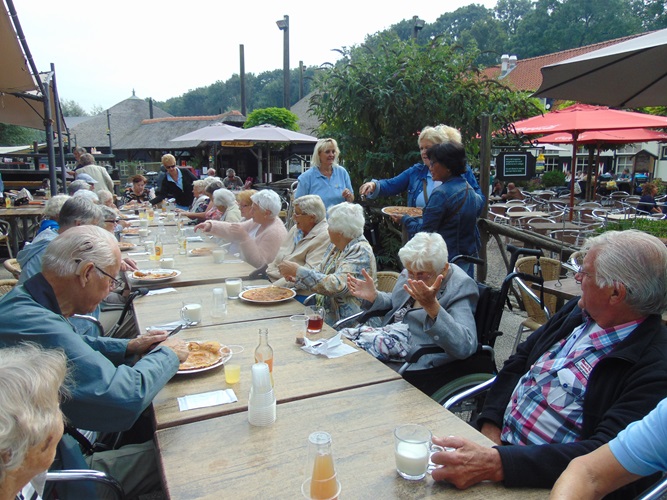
[3,258,21,279]
[512,256,562,353]
[0,279,18,297]
[376,271,400,293]
[0,220,12,258]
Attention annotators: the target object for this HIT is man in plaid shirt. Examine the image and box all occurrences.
[430,230,667,499]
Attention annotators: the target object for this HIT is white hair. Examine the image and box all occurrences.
[73,189,99,204]
[43,194,70,220]
[0,343,68,483]
[42,225,119,278]
[398,232,449,272]
[251,190,281,217]
[58,197,103,230]
[213,188,237,208]
[327,203,365,239]
[96,190,114,206]
[580,229,667,316]
[293,195,326,223]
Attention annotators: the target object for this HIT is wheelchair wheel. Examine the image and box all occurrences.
[431,373,495,423]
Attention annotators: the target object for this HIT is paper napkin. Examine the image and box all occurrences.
[177,389,238,411]
[301,332,357,358]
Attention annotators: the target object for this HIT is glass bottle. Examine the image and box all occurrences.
[304,432,340,500]
[254,328,274,376]
[154,235,163,261]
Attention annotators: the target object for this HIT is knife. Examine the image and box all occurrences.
[167,324,184,337]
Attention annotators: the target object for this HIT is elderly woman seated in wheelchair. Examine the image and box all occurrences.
[343,232,479,394]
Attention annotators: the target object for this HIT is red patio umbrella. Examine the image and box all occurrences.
[536,128,667,145]
[511,104,667,211]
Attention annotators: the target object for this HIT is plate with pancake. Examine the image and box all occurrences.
[130,269,181,283]
[189,247,213,257]
[118,241,137,252]
[381,206,423,218]
[239,286,296,304]
[177,341,232,374]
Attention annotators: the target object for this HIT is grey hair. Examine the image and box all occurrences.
[0,343,68,483]
[226,168,236,176]
[59,197,103,230]
[79,153,95,166]
[43,194,70,221]
[418,124,462,146]
[251,189,281,218]
[100,205,118,224]
[72,190,99,204]
[67,179,91,195]
[580,229,667,316]
[327,202,365,239]
[203,176,222,187]
[73,146,87,155]
[205,180,224,195]
[311,138,340,167]
[42,225,118,278]
[398,232,449,272]
[293,195,326,223]
[97,190,114,206]
[213,188,236,208]
[193,179,207,190]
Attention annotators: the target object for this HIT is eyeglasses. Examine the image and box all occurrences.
[166,165,176,169]
[94,264,123,289]
[570,251,632,294]
[104,218,119,224]
[406,270,435,281]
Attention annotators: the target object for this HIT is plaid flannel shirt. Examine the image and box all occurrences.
[501,318,643,446]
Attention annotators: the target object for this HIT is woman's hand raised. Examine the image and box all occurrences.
[347,268,377,303]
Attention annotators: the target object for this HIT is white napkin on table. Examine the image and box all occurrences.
[177,389,238,411]
[186,236,203,242]
[301,333,357,358]
[146,287,177,296]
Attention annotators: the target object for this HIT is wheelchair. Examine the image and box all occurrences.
[334,247,547,421]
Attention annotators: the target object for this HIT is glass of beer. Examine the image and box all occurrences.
[305,306,325,334]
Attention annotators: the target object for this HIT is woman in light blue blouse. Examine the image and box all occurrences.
[294,138,354,209]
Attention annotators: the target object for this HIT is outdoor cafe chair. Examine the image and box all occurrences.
[45,470,124,500]
[487,205,510,225]
[0,220,13,258]
[2,258,20,279]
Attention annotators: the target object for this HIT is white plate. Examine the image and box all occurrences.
[188,248,213,257]
[381,206,423,217]
[130,269,181,283]
[177,344,233,375]
[239,287,296,304]
[118,242,137,252]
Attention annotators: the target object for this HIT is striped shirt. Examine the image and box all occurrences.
[501,317,643,446]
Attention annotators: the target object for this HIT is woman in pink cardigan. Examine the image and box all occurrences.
[195,189,287,268]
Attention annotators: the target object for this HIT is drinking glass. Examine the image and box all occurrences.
[224,363,241,384]
[225,278,243,299]
[305,306,324,334]
[393,424,444,480]
[211,287,227,318]
[180,300,203,325]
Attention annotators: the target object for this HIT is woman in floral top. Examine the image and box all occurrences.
[123,174,151,204]
[278,202,376,326]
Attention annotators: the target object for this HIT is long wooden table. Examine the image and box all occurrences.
[0,205,45,254]
[123,242,255,290]
[151,317,402,429]
[132,281,304,332]
[156,380,548,499]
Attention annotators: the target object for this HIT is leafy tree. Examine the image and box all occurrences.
[0,124,45,146]
[509,0,641,58]
[310,32,541,189]
[631,0,667,30]
[243,107,299,130]
[60,98,89,117]
[495,0,533,37]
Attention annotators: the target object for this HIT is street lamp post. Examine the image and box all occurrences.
[412,15,425,40]
[276,15,290,109]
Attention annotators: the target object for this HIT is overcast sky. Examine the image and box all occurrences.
[15,0,497,112]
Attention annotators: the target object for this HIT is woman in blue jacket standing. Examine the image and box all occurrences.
[359,125,484,207]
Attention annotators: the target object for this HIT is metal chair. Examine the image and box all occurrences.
[0,220,13,258]
[3,258,21,279]
[45,469,125,500]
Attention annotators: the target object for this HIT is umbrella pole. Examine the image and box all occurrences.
[569,133,579,220]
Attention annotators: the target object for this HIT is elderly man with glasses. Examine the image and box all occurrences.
[0,225,189,498]
[429,230,667,500]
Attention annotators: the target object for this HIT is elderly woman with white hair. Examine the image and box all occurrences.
[211,188,242,222]
[278,202,376,325]
[266,195,330,298]
[345,231,478,393]
[0,344,67,500]
[294,138,354,208]
[36,194,70,235]
[195,189,287,268]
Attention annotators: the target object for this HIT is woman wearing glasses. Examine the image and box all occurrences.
[150,154,197,210]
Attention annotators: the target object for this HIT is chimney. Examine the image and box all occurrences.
[500,54,509,75]
[509,55,518,70]
[149,98,154,119]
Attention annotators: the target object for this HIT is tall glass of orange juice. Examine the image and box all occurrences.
[302,432,340,500]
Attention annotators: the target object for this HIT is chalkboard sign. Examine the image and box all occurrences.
[495,151,536,181]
